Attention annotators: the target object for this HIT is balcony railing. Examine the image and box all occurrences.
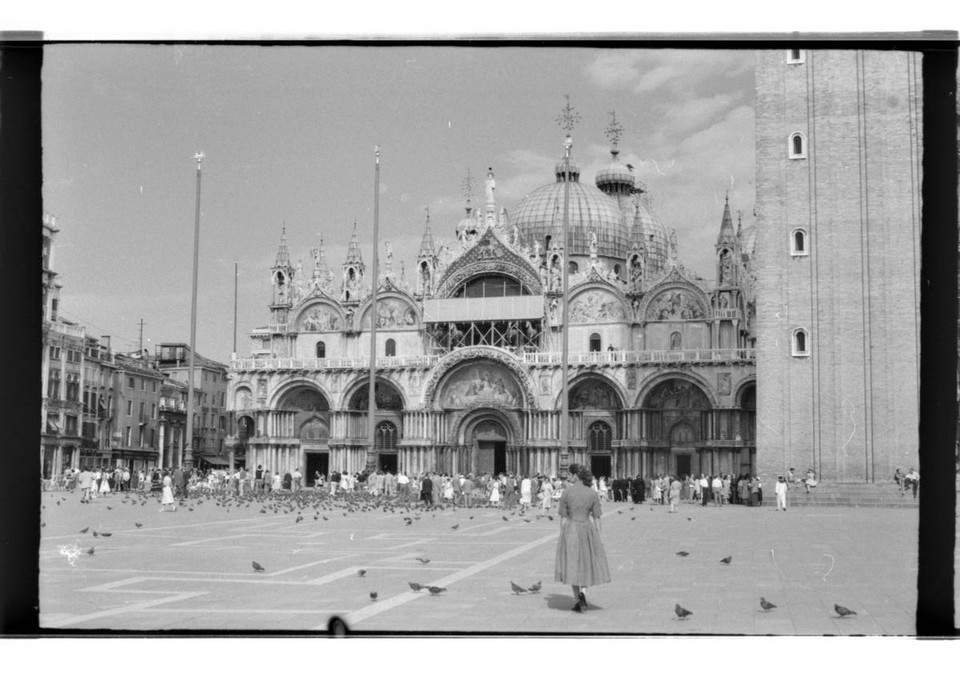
[47,320,86,339]
[713,309,741,319]
[232,348,755,372]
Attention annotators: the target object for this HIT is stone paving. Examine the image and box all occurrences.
[38,489,922,635]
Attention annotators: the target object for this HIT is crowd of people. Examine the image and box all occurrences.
[48,462,921,509]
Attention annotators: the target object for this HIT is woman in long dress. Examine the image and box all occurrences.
[99,470,111,496]
[160,472,176,512]
[520,476,532,509]
[489,478,501,507]
[555,464,611,613]
[539,477,554,511]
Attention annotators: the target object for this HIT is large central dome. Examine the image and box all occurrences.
[511,161,628,260]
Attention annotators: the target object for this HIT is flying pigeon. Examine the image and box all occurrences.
[416,557,431,564]
[760,597,777,612]
[408,582,424,592]
[511,581,527,594]
[528,581,542,593]
[834,604,857,617]
[358,569,367,577]
[252,561,266,572]
[675,604,692,619]
[370,592,378,601]
[720,556,732,564]
[427,586,447,595]
[676,551,689,557]
[87,547,95,555]
[80,527,89,534]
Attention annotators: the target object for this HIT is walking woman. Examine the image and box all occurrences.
[160,471,177,512]
[555,464,611,613]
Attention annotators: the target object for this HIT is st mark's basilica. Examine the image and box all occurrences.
[227,124,758,483]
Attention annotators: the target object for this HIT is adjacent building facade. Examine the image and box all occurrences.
[228,129,759,483]
[754,48,922,482]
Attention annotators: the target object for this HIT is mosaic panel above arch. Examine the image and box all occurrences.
[568,288,626,323]
[644,286,708,321]
[569,377,624,410]
[361,296,418,330]
[347,379,405,411]
[278,385,330,412]
[423,347,538,410]
[438,360,523,410]
[643,378,711,410]
[296,303,343,332]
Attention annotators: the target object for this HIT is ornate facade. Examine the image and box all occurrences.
[227,130,758,483]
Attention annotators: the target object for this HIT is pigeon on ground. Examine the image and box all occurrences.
[93,531,99,538]
[547,515,554,521]
[135,523,142,528]
[676,551,689,557]
[675,604,692,619]
[416,557,431,564]
[428,586,447,595]
[720,556,732,565]
[834,604,857,617]
[631,517,637,521]
[511,581,527,594]
[80,527,89,534]
[358,569,367,577]
[87,547,95,555]
[469,516,474,520]
[451,524,459,531]
[687,517,692,521]
[528,581,542,593]
[760,597,777,612]
[252,561,266,572]
[370,592,378,601]
[523,519,532,523]
[408,583,424,592]
[502,516,509,522]
[100,532,112,537]
[106,506,112,510]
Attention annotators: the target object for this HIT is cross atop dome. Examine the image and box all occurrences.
[556,94,580,134]
[605,111,624,149]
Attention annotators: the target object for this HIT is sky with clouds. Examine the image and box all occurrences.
[43,44,756,361]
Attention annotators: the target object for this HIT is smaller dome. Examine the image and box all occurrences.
[595,149,635,195]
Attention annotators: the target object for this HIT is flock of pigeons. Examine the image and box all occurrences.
[55,486,861,622]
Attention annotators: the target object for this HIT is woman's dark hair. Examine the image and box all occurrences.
[569,463,593,486]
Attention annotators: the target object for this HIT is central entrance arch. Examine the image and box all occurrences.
[473,419,507,476]
[670,421,697,477]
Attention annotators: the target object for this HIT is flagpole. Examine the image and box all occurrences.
[368,146,381,466]
[184,150,204,470]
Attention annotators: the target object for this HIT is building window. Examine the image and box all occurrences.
[151,404,157,420]
[316,341,326,359]
[588,421,612,452]
[568,261,579,274]
[128,377,135,389]
[49,346,61,360]
[790,228,809,256]
[385,338,396,357]
[789,132,807,159]
[589,333,602,353]
[141,378,146,391]
[125,426,132,446]
[787,49,805,64]
[126,400,133,416]
[375,421,398,450]
[792,328,810,356]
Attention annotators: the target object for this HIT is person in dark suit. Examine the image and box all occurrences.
[420,474,433,508]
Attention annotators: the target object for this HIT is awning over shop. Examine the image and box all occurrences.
[110,449,159,460]
[195,454,232,467]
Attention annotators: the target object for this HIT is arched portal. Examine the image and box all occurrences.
[643,378,710,476]
[277,386,330,486]
[346,378,404,472]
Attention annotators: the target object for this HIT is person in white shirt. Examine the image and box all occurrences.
[292,468,303,493]
[699,475,709,506]
[775,476,788,511]
[397,471,409,499]
[711,476,723,506]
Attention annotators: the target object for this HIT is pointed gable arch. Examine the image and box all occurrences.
[434,227,543,298]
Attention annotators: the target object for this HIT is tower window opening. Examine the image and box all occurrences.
[791,228,809,256]
[789,132,807,159]
[787,49,805,64]
[792,328,810,356]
